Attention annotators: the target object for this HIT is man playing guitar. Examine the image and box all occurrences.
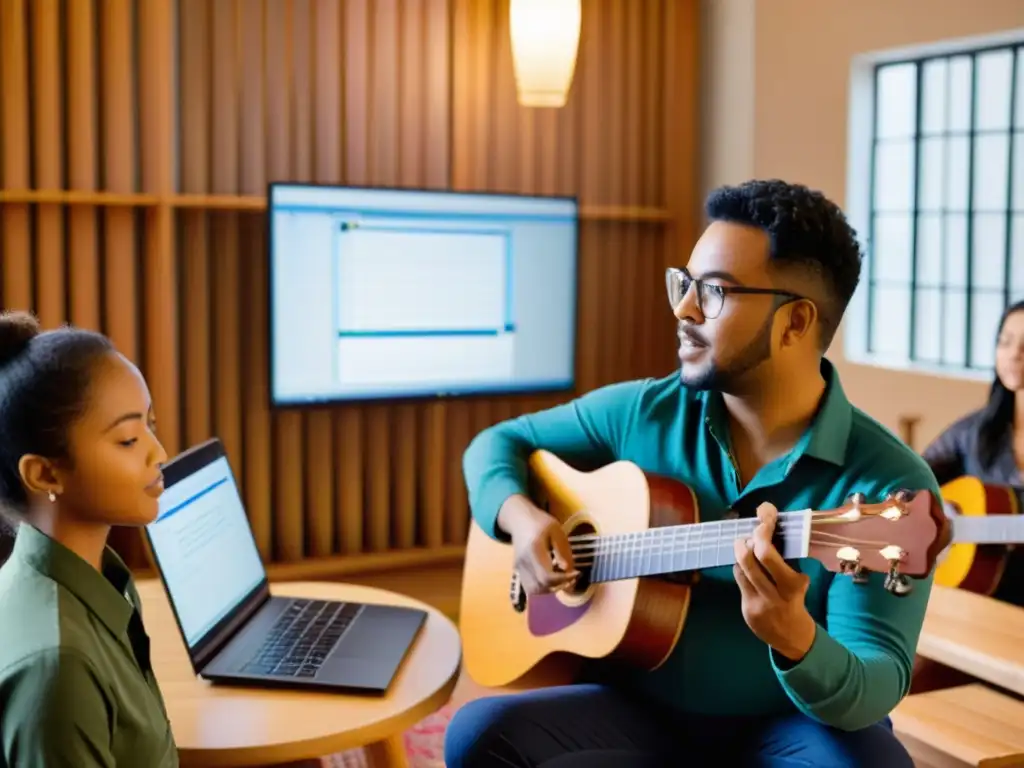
[445,180,941,767]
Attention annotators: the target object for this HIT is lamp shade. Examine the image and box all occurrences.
[509,0,582,108]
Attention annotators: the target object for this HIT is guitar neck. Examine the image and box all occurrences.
[588,511,812,583]
[951,511,1024,545]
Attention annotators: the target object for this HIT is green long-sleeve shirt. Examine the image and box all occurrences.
[464,361,939,731]
[0,523,178,767]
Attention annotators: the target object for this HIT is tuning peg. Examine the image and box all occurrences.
[883,570,913,597]
[837,547,861,574]
[836,546,863,583]
[850,567,870,585]
[888,488,917,503]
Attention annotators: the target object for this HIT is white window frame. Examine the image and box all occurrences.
[844,29,1024,381]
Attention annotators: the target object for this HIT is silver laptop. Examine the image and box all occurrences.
[144,438,426,694]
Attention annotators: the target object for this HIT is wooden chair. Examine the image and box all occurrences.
[892,684,1024,767]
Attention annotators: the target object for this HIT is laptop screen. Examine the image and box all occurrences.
[147,454,267,648]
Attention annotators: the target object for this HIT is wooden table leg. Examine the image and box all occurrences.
[364,734,410,768]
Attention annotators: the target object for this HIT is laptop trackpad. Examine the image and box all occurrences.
[319,604,424,690]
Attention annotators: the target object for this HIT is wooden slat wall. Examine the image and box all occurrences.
[0,0,700,574]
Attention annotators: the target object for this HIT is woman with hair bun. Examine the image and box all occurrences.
[0,311,177,767]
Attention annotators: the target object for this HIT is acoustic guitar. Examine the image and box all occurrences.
[460,450,950,688]
[934,475,1024,595]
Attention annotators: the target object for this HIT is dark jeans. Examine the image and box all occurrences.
[444,684,913,768]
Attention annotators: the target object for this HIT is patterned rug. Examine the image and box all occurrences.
[324,704,453,767]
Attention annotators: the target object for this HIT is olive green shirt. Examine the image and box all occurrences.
[0,524,178,767]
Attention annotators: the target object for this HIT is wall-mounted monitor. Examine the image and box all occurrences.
[268,183,579,406]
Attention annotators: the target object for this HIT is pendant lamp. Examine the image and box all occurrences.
[509,0,582,108]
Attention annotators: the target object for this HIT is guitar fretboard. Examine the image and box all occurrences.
[950,510,1024,545]
[583,511,813,583]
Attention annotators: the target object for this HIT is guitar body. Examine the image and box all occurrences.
[935,475,1019,595]
[459,451,697,689]
[460,451,948,689]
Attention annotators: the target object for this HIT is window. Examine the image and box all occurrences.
[858,43,1024,373]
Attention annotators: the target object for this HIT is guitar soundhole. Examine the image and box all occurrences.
[507,517,597,613]
[565,520,596,595]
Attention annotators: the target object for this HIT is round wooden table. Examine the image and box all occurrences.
[137,580,462,767]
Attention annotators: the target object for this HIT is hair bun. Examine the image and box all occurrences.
[0,311,41,368]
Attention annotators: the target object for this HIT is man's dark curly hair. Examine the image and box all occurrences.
[705,179,863,350]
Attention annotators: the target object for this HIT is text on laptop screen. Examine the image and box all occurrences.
[147,456,266,647]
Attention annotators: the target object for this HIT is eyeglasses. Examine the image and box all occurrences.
[665,267,804,320]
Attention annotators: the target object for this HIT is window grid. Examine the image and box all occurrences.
[865,43,1022,372]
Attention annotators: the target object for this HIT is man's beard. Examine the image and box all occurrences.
[679,317,773,394]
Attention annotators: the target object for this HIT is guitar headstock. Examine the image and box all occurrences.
[806,489,951,596]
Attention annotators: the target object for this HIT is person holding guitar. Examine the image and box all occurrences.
[911,302,1024,694]
[922,300,1024,609]
[445,180,942,767]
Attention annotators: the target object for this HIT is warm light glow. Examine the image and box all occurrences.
[509,0,582,108]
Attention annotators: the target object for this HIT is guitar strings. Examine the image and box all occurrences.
[565,508,898,546]
[566,531,898,566]
[568,526,887,550]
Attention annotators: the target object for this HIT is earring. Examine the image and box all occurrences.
[47,491,56,503]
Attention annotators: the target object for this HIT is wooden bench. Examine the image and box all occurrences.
[892,684,1024,767]
[918,586,1024,697]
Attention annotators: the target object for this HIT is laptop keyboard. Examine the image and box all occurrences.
[241,599,362,679]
